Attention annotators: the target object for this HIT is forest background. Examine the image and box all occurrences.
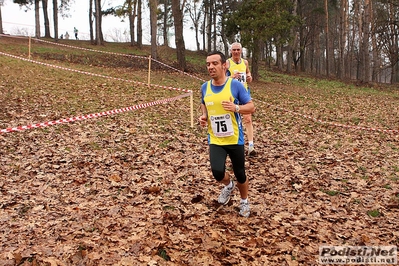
[0,0,398,85]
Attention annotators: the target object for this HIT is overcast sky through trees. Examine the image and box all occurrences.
[1,0,198,50]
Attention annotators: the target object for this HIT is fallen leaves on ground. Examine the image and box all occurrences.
[1,45,399,265]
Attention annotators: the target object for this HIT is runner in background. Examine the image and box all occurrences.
[74,27,79,40]
[226,42,255,156]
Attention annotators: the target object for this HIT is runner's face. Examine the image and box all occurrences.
[231,45,242,60]
[206,54,226,79]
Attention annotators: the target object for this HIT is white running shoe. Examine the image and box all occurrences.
[248,144,256,156]
[239,202,250,217]
[218,182,234,205]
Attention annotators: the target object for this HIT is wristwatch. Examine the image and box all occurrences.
[235,105,240,113]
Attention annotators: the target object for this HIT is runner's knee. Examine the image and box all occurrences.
[234,170,247,184]
[212,169,225,182]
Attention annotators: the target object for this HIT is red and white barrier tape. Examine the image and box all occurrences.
[0,50,193,134]
[38,37,207,82]
[0,34,206,83]
[2,34,396,134]
[0,93,191,134]
[150,57,206,82]
[258,100,399,134]
[35,37,148,61]
[0,51,192,93]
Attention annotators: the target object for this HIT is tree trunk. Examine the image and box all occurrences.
[370,0,379,82]
[149,0,158,59]
[137,0,142,48]
[162,0,169,47]
[308,30,314,74]
[389,0,399,83]
[393,60,399,84]
[287,0,298,73]
[206,0,212,52]
[0,4,3,35]
[362,0,371,82]
[315,29,321,75]
[338,0,348,79]
[128,0,137,46]
[220,0,228,55]
[95,0,102,45]
[186,0,201,51]
[299,24,306,72]
[267,41,273,68]
[89,0,94,43]
[42,0,51,38]
[35,0,40,38]
[354,1,363,80]
[324,0,330,77]
[202,1,206,51]
[195,15,200,51]
[53,0,58,41]
[348,16,356,80]
[212,0,216,51]
[171,0,186,71]
[276,39,283,71]
[251,39,261,81]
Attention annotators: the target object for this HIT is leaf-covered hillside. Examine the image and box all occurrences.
[0,37,399,265]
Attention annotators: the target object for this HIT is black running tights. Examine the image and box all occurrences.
[209,144,247,184]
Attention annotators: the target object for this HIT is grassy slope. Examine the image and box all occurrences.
[1,37,399,265]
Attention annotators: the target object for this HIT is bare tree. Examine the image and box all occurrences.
[94,0,102,45]
[218,0,228,56]
[53,0,58,40]
[137,0,142,48]
[370,0,380,82]
[89,0,94,42]
[363,0,371,82]
[185,0,202,51]
[171,0,187,70]
[114,0,138,46]
[353,0,372,83]
[35,0,40,37]
[287,0,298,73]
[211,0,216,50]
[130,0,138,46]
[42,0,51,37]
[204,0,212,51]
[384,0,399,83]
[160,0,172,47]
[201,0,206,51]
[338,0,348,79]
[0,0,4,35]
[149,0,158,59]
[324,0,330,77]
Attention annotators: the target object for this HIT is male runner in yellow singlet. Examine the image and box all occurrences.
[226,42,255,156]
[199,51,255,217]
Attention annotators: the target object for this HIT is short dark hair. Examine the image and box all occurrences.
[207,51,227,64]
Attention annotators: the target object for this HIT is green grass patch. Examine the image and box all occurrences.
[158,248,171,261]
[163,205,175,211]
[383,184,392,189]
[321,189,340,196]
[367,209,380,218]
